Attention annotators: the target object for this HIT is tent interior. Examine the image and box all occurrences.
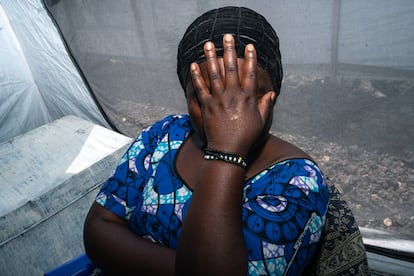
[0,0,413,275]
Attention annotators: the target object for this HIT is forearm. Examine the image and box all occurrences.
[175,161,248,275]
[84,203,175,275]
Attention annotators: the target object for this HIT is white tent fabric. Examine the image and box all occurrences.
[0,0,109,144]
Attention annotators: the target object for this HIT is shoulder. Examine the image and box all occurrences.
[118,114,191,163]
[133,114,191,147]
[247,134,312,179]
[141,114,192,139]
[249,158,328,191]
[266,135,313,162]
[247,135,330,203]
[268,158,327,189]
[244,157,330,234]
[243,157,330,274]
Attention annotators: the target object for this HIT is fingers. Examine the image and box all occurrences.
[191,35,259,98]
[204,42,225,93]
[223,34,240,88]
[190,62,209,102]
[241,44,257,93]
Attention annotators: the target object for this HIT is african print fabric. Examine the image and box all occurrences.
[95,114,331,275]
[305,184,369,275]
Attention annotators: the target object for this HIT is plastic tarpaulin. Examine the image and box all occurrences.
[0,0,109,143]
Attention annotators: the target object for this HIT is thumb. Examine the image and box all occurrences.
[258,91,276,122]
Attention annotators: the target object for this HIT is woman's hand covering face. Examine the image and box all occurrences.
[188,34,276,156]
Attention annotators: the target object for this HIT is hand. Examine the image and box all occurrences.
[189,34,276,156]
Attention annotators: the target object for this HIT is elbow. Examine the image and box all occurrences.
[83,206,101,264]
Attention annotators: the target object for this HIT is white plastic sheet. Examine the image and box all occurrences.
[0,0,109,144]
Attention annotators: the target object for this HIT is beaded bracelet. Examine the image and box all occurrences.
[204,149,248,169]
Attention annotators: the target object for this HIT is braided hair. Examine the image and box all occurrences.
[177,6,283,94]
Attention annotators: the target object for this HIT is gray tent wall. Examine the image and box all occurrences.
[0,0,109,144]
[42,0,414,138]
[1,0,412,143]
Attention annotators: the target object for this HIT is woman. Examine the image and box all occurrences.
[84,6,330,275]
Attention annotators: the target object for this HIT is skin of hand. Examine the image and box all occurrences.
[185,34,276,156]
[175,34,276,276]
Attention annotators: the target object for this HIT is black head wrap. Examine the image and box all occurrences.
[177,6,283,94]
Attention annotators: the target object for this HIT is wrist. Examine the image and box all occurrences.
[206,141,250,157]
[204,148,248,170]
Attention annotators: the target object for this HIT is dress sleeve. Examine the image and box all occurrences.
[243,159,330,276]
[95,116,176,219]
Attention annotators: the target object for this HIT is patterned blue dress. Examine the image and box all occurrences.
[95,114,330,275]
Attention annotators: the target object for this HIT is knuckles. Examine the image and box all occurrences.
[191,35,260,98]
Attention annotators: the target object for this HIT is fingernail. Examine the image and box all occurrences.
[190,63,197,71]
[224,34,233,42]
[205,42,213,51]
[270,92,276,102]
[246,44,255,56]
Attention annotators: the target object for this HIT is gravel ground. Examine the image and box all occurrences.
[275,131,414,237]
[275,74,414,237]
[112,74,414,238]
